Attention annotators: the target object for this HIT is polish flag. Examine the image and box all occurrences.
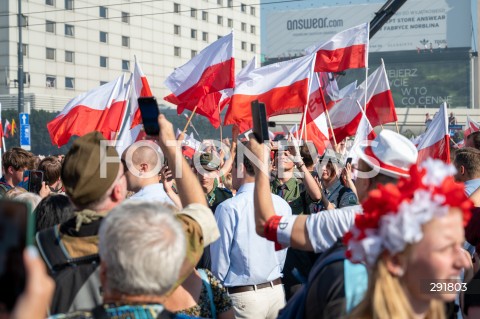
[465,115,480,139]
[305,23,369,73]
[48,74,129,147]
[224,53,316,133]
[416,102,450,163]
[328,63,397,142]
[164,32,234,106]
[115,59,153,155]
[299,73,330,155]
[349,105,377,163]
[4,120,11,138]
[167,56,256,128]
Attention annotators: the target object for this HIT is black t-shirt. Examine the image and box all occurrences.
[463,268,480,316]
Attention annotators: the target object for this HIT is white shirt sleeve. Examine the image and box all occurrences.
[305,205,361,253]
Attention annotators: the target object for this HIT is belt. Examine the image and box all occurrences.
[227,278,282,294]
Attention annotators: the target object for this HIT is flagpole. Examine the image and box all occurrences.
[318,76,338,148]
[395,121,400,134]
[219,104,223,143]
[182,105,198,134]
[356,100,374,129]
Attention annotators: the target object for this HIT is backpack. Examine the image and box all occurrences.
[277,248,367,319]
[36,225,102,314]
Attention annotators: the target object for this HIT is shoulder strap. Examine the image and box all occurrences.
[307,249,346,282]
[91,305,176,319]
[36,225,100,273]
[336,187,349,208]
[198,269,217,319]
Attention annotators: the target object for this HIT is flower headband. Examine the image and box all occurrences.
[344,158,473,266]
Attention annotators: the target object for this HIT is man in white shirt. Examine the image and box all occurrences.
[122,141,178,207]
[210,150,292,319]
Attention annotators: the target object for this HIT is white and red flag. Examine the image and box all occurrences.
[299,73,330,155]
[305,23,369,73]
[328,63,397,142]
[47,74,130,147]
[164,31,234,106]
[416,102,450,163]
[115,59,153,155]
[224,53,316,133]
[465,115,480,139]
[4,120,11,138]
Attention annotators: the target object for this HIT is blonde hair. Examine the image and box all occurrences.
[348,258,445,319]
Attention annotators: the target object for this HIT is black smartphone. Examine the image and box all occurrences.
[345,157,353,167]
[0,200,34,311]
[251,100,269,143]
[22,170,43,194]
[138,96,160,136]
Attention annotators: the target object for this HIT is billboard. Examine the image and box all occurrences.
[263,0,471,59]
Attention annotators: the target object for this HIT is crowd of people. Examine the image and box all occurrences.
[1,114,480,319]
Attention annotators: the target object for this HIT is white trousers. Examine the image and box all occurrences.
[228,284,286,319]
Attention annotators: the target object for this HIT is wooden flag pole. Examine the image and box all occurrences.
[395,121,400,134]
[182,105,198,134]
[219,104,223,143]
[380,124,384,130]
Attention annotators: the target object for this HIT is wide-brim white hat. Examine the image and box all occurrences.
[356,130,418,178]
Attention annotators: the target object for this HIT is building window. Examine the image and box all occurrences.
[227,0,233,8]
[46,47,56,60]
[191,50,197,58]
[241,22,246,32]
[65,24,74,36]
[250,43,256,52]
[250,25,256,34]
[46,76,56,88]
[191,8,197,18]
[65,50,74,62]
[174,3,180,13]
[174,25,181,35]
[250,6,256,16]
[21,43,28,56]
[46,0,54,6]
[100,56,108,67]
[202,11,208,21]
[99,31,108,43]
[122,60,130,71]
[191,29,197,39]
[121,12,130,24]
[65,0,73,10]
[217,0,223,5]
[122,36,130,47]
[65,77,74,89]
[241,41,246,51]
[100,81,108,86]
[241,3,246,12]
[174,47,181,57]
[218,35,222,40]
[202,31,208,42]
[46,20,55,33]
[227,18,233,28]
[99,6,108,18]
[217,15,223,25]
[241,60,247,68]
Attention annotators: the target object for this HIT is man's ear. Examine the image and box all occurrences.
[7,166,14,175]
[139,163,148,173]
[460,165,465,175]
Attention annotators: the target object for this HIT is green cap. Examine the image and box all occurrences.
[61,132,120,207]
[197,152,220,171]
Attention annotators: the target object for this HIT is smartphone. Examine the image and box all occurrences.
[0,200,34,311]
[138,96,160,136]
[345,157,353,167]
[22,170,43,194]
[251,100,269,143]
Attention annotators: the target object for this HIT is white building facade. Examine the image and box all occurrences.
[0,0,260,111]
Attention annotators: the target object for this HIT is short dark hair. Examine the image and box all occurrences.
[234,142,255,176]
[454,147,480,179]
[467,131,480,150]
[300,142,317,168]
[38,156,62,186]
[2,147,35,171]
[34,194,75,231]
